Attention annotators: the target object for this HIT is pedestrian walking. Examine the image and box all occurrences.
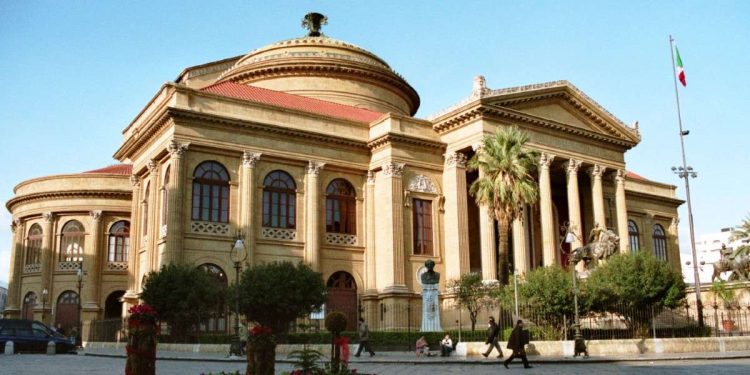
[504,319,532,369]
[482,316,503,358]
[238,320,248,355]
[354,318,375,357]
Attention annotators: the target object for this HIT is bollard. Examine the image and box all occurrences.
[47,341,57,355]
[4,341,14,355]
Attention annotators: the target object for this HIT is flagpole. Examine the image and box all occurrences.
[669,35,703,328]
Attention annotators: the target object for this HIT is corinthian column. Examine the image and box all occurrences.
[443,151,470,282]
[241,151,261,267]
[364,171,377,292]
[376,162,407,292]
[83,210,102,309]
[164,141,189,265]
[146,161,159,271]
[565,159,584,251]
[6,219,23,316]
[304,161,325,271]
[615,169,629,253]
[539,153,556,266]
[40,213,54,301]
[588,165,607,234]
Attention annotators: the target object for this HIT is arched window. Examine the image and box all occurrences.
[198,264,227,333]
[60,221,84,262]
[191,161,230,223]
[325,179,356,234]
[142,182,150,236]
[262,170,296,229]
[25,224,43,265]
[22,292,37,320]
[652,224,667,261]
[108,221,130,262]
[628,220,640,253]
[161,166,170,227]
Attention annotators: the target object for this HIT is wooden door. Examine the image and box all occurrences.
[326,272,358,331]
[54,291,79,336]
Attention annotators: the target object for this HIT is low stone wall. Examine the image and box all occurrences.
[86,336,750,357]
[456,336,750,357]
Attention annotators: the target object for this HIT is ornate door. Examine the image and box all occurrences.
[54,291,79,335]
[326,271,358,331]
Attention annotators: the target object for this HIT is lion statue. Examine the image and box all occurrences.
[569,228,620,267]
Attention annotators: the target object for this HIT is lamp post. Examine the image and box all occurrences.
[42,288,48,324]
[76,263,84,347]
[560,221,587,357]
[672,165,703,328]
[229,232,247,357]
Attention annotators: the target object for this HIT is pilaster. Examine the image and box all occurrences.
[241,151,262,267]
[40,212,54,301]
[539,153,556,266]
[442,151,470,282]
[364,171,377,292]
[376,162,407,292]
[615,169,629,253]
[304,161,325,271]
[5,219,23,315]
[164,141,189,265]
[124,175,141,303]
[146,160,159,271]
[83,210,102,310]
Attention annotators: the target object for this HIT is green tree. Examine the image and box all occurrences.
[140,263,225,341]
[730,214,750,256]
[468,126,539,284]
[447,272,494,331]
[231,261,326,339]
[583,251,686,336]
[496,267,575,340]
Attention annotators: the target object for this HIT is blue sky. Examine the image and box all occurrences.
[1,1,748,285]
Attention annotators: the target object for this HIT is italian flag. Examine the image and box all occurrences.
[675,46,686,87]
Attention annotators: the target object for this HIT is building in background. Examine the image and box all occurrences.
[682,227,749,284]
[3,14,683,335]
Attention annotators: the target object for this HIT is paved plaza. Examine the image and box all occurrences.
[1,354,749,375]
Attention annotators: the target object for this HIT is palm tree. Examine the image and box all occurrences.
[730,214,750,256]
[468,126,539,284]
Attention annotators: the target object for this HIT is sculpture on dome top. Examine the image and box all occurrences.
[302,12,327,37]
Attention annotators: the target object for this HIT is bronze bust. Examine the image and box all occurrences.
[420,259,440,285]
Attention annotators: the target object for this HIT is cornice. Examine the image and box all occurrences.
[7,190,132,212]
[13,173,130,195]
[168,108,370,152]
[114,109,173,161]
[624,189,684,207]
[367,133,446,153]
[219,61,420,115]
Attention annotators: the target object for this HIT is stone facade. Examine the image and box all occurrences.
[4,18,683,333]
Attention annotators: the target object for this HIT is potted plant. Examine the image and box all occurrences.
[710,280,736,332]
[125,304,158,375]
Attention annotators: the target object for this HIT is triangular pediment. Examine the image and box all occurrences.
[479,81,641,145]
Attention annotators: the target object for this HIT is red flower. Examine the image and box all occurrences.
[250,325,272,336]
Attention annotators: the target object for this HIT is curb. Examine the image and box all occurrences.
[82,352,750,364]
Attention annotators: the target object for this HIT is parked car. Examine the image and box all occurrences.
[0,319,77,354]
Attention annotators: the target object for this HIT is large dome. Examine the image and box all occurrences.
[218,36,420,116]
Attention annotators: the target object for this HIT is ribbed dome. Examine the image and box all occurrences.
[218,36,420,116]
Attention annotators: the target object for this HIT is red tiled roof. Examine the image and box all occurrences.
[626,171,648,181]
[83,164,133,175]
[201,81,384,123]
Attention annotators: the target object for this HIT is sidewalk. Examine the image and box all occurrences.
[82,347,750,364]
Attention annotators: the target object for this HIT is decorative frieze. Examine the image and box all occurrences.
[445,151,468,168]
[261,227,297,241]
[408,174,438,194]
[325,232,358,246]
[242,151,262,168]
[23,264,41,273]
[191,221,231,235]
[382,162,405,177]
[106,262,128,271]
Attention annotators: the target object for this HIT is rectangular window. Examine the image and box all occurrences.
[412,199,433,255]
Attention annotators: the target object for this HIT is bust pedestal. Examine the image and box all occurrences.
[421,283,443,332]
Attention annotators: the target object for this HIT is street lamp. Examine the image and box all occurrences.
[42,288,48,324]
[559,221,587,357]
[229,232,247,357]
[672,165,703,328]
[76,263,84,347]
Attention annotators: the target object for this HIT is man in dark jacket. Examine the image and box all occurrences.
[504,319,532,369]
[354,318,375,357]
[482,316,503,358]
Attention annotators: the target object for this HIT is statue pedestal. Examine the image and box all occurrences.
[421,284,443,332]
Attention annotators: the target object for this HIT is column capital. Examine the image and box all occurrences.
[615,168,626,181]
[146,160,159,174]
[539,153,555,168]
[587,164,607,178]
[307,161,326,175]
[445,151,468,168]
[471,142,483,152]
[564,159,583,174]
[10,218,20,233]
[366,170,376,185]
[129,175,140,187]
[382,162,405,177]
[90,210,103,222]
[167,140,189,158]
[242,151,262,168]
[43,212,54,223]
